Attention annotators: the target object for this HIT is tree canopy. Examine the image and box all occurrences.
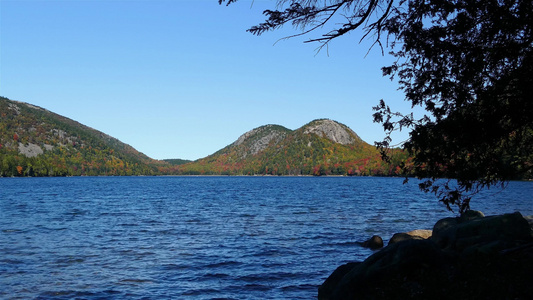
[220,0,533,213]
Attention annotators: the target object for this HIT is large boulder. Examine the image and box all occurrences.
[318,262,360,300]
[319,239,455,300]
[432,211,532,254]
[319,211,533,300]
[431,210,485,247]
[389,229,432,245]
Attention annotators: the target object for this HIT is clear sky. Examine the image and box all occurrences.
[1,0,412,160]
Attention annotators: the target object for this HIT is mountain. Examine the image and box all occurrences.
[163,158,193,166]
[0,96,170,176]
[177,119,408,176]
[0,97,407,177]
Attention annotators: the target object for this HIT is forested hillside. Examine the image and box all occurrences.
[0,96,169,176]
[1,97,408,177]
[177,119,409,176]
[163,159,192,166]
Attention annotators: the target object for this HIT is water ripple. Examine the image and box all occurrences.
[1,176,531,299]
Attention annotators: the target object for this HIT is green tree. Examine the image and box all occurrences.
[220,0,533,213]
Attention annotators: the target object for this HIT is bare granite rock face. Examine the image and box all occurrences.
[8,102,21,115]
[18,143,44,158]
[303,119,361,145]
[233,125,288,157]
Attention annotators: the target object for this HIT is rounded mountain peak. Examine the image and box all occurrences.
[302,119,362,145]
[232,124,291,156]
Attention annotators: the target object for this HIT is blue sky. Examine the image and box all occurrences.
[1,0,411,160]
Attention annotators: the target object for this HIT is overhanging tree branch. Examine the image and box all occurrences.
[220,0,396,52]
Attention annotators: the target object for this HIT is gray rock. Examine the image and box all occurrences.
[18,143,44,158]
[232,125,287,157]
[389,232,424,245]
[361,235,383,250]
[303,119,360,145]
[389,229,432,245]
[459,210,485,221]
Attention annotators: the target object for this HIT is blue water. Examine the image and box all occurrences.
[1,177,531,299]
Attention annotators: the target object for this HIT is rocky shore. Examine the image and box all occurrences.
[319,211,533,300]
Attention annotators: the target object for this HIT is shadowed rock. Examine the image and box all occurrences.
[320,239,454,300]
[361,235,383,250]
[432,211,532,254]
[319,211,533,300]
[318,262,360,300]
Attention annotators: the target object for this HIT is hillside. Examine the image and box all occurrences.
[0,97,408,177]
[163,158,193,166]
[0,96,169,176]
[177,119,408,176]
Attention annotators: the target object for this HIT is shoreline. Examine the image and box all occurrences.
[319,211,533,299]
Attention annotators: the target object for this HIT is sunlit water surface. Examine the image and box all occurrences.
[1,177,531,299]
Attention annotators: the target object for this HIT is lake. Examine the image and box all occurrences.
[1,176,531,299]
